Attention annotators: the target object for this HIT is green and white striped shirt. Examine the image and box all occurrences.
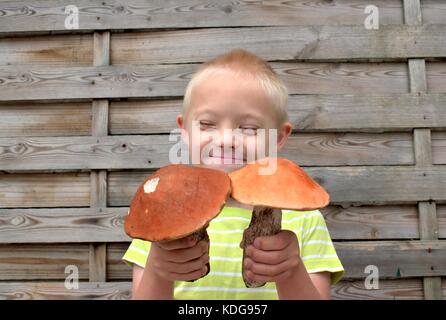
[122,206,344,299]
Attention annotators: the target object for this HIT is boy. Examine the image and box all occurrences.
[122,49,344,299]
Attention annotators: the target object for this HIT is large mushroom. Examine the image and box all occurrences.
[125,164,231,280]
[229,157,330,288]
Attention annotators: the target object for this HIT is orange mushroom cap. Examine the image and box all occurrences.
[125,164,231,242]
[229,158,329,210]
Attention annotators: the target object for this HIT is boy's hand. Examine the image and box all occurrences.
[243,230,301,285]
[146,234,210,282]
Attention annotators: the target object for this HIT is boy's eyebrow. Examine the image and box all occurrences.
[239,113,264,124]
[193,110,219,118]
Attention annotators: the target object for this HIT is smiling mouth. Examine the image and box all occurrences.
[206,153,246,164]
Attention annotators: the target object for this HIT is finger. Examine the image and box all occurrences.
[245,269,293,284]
[244,256,298,277]
[253,230,296,251]
[245,244,293,265]
[162,266,209,282]
[156,235,200,250]
[164,240,209,263]
[160,254,209,274]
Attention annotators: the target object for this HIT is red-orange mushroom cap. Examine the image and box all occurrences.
[229,158,329,210]
[125,164,231,242]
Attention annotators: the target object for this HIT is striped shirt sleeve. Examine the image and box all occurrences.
[299,210,344,285]
[122,238,151,268]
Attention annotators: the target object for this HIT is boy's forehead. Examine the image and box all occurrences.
[184,71,281,126]
[190,73,268,108]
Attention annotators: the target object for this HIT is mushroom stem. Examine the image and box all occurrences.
[241,206,282,288]
[188,227,210,281]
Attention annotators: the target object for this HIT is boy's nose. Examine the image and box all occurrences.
[214,128,241,149]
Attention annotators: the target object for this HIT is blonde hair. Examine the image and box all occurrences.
[182,48,289,125]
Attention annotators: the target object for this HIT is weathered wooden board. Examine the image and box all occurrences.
[331,279,426,300]
[422,0,446,24]
[0,133,414,170]
[0,282,131,300]
[0,279,439,300]
[109,94,446,134]
[2,93,445,138]
[106,240,446,280]
[0,1,404,35]
[0,244,89,280]
[0,173,91,208]
[438,205,446,239]
[0,34,93,66]
[0,207,131,243]
[335,240,446,279]
[3,26,445,65]
[107,166,446,206]
[112,25,446,64]
[432,131,446,165]
[0,102,92,137]
[321,205,420,240]
[3,204,444,243]
[1,167,445,209]
[427,62,446,93]
[0,62,409,101]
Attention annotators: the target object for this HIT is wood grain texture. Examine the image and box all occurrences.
[422,0,446,24]
[404,0,442,300]
[0,133,415,171]
[321,205,420,240]
[404,0,422,25]
[107,166,446,206]
[331,279,425,300]
[0,279,443,300]
[1,240,445,281]
[0,102,92,137]
[2,94,445,138]
[0,280,442,300]
[106,240,446,281]
[0,244,89,280]
[0,207,130,243]
[0,173,90,208]
[3,204,444,243]
[1,168,445,218]
[426,62,446,93]
[414,129,432,166]
[0,1,404,34]
[0,62,409,101]
[0,34,93,66]
[432,131,446,165]
[89,30,110,283]
[0,282,131,300]
[111,25,446,64]
[108,94,446,134]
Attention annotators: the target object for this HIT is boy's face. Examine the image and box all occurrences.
[176,72,292,172]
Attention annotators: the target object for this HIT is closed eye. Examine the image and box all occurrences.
[199,120,217,130]
[240,126,258,136]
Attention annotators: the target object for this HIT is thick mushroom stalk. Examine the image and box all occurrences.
[241,206,282,288]
[189,228,211,279]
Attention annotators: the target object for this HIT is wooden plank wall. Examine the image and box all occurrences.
[0,0,445,300]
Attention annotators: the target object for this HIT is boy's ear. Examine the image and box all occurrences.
[176,114,190,146]
[176,114,184,129]
[276,121,292,150]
